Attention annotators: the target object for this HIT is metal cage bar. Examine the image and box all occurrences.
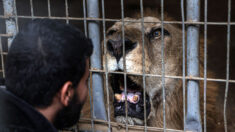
[2,15,235,25]
[101,0,112,131]
[87,0,107,121]
[186,0,202,131]
[139,0,147,132]
[160,0,166,131]
[223,0,231,131]
[203,0,208,131]
[0,36,4,78]
[120,0,129,131]
[29,0,34,18]
[82,1,95,131]
[65,0,69,24]
[0,0,234,132]
[180,0,186,131]
[47,0,51,17]
[3,0,17,48]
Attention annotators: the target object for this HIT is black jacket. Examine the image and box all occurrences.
[0,88,57,132]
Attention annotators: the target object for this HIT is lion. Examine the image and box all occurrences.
[102,16,234,131]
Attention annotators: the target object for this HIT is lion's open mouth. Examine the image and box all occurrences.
[110,72,151,122]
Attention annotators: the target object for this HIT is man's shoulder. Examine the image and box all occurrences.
[0,88,57,132]
[0,125,34,132]
[0,88,35,131]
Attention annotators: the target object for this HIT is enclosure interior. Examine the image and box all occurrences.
[0,0,235,131]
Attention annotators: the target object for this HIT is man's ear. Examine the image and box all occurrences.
[59,81,74,106]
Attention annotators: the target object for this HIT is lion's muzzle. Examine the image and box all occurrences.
[107,38,137,62]
[110,74,151,124]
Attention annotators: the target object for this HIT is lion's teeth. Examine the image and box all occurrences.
[115,94,122,102]
[115,92,141,103]
[132,95,139,103]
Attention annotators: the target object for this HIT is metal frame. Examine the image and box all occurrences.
[0,0,232,132]
[87,0,107,121]
[185,0,202,131]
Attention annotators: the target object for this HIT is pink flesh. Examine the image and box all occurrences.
[118,92,140,104]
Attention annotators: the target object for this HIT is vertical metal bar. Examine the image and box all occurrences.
[180,0,186,131]
[87,0,107,121]
[186,0,202,131]
[120,0,128,131]
[160,0,166,131]
[203,0,208,131]
[101,0,111,131]
[30,0,34,18]
[13,0,18,32]
[102,0,111,132]
[3,0,17,48]
[0,37,4,78]
[223,0,231,131]
[139,0,147,132]
[65,0,69,24]
[83,0,88,37]
[47,0,51,17]
[83,1,94,131]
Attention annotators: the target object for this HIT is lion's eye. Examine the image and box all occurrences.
[153,30,161,38]
[148,28,170,40]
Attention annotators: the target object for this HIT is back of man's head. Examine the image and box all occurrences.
[5,19,93,108]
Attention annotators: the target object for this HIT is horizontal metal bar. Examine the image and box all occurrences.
[79,118,185,132]
[0,66,234,84]
[89,69,235,84]
[0,67,233,84]
[0,52,8,55]
[0,34,13,37]
[1,15,235,25]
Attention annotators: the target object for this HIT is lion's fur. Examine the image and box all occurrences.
[102,16,228,131]
[80,12,234,131]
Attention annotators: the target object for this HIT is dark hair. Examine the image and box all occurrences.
[5,19,93,108]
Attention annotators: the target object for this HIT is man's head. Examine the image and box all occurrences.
[5,19,93,129]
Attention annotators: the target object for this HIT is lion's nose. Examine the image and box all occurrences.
[107,38,137,62]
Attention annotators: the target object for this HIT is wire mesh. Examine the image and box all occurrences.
[0,0,233,132]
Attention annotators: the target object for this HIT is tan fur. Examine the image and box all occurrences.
[101,16,228,131]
